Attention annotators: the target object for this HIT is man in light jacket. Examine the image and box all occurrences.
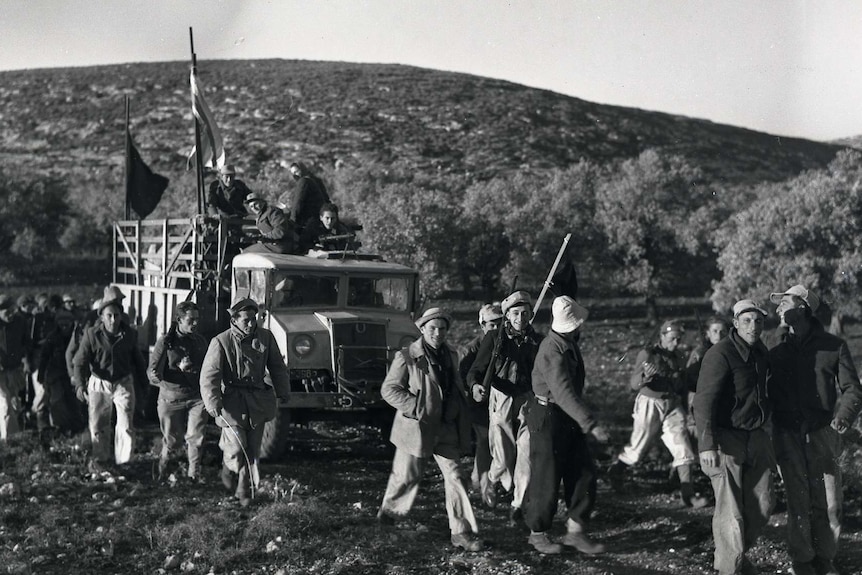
[377,307,483,552]
[200,298,290,506]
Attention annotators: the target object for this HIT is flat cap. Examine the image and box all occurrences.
[415,307,452,329]
[732,299,768,318]
[501,290,532,314]
[769,284,820,313]
[228,297,259,315]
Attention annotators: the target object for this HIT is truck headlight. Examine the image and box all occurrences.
[293,335,315,356]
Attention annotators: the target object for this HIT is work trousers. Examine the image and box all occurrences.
[157,393,208,478]
[773,425,842,564]
[471,423,492,494]
[31,369,77,431]
[379,447,479,535]
[702,427,774,574]
[618,393,697,468]
[219,420,264,490]
[488,388,532,508]
[0,367,25,440]
[523,400,597,533]
[88,374,136,464]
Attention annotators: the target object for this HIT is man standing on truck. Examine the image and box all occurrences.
[72,294,147,472]
[276,161,330,233]
[148,301,210,482]
[207,164,252,218]
[377,307,484,552]
[200,298,291,507]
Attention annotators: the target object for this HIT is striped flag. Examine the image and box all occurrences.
[188,69,225,170]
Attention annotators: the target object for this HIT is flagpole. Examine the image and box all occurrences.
[124,95,131,220]
[190,27,205,215]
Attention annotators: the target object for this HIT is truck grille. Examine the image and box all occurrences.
[333,322,388,403]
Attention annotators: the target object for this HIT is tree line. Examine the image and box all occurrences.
[2,148,860,327]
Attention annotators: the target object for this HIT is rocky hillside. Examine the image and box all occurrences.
[0,59,850,199]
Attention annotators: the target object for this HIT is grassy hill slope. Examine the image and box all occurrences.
[0,59,849,196]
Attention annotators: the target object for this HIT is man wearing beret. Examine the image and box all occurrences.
[207,164,252,219]
[523,296,610,555]
[467,290,542,525]
[768,285,862,575]
[608,319,707,508]
[694,299,774,575]
[200,298,290,506]
[377,308,484,552]
[0,295,32,440]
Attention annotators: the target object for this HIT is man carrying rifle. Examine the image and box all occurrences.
[299,203,355,253]
[467,290,542,526]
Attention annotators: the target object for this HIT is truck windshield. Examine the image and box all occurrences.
[272,272,339,308]
[347,276,410,311]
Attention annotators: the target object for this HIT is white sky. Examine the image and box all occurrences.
[2,0,860,141]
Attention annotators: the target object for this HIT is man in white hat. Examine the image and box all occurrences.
[467,290,542,525]
[377,308,484,552]
[693,299,774,575]
[523,296,610,555]
[206,164,252,218]
[200,298,290,506]
[458,303,503,510]
[768,285,862,575]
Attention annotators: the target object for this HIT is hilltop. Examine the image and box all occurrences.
[0,59,850,200]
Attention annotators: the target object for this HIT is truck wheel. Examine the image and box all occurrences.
[260,408,291,460]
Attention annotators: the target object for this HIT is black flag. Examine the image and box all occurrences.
[126,131,169,219]
[549,252,578,299]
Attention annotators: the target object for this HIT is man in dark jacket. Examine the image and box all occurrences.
[147,301,210,481]
[243,193,299,254]
[0,295,31,440]
[768,285,862,575]
[277,161,330,233]
[693,299,774,575]
[72,293,147,471]
[299,203,355,253]
[200,298,290,506]
[468,290,542,522]
[523,296,610,555]
[207,164,252,218]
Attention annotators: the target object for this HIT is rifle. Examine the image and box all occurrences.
[531,233,572,322]
[476,275,518,400]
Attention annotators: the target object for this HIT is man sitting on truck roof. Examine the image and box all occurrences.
[207,164,252,218]
[299,203,357,253]
[242,193,299,254]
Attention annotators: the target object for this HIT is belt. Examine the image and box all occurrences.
[535,395,555,406]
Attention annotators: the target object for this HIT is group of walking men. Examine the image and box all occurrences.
[374,284,862,575]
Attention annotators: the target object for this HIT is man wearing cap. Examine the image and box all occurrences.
[207,164,252,218]
[467,290,542,524]
[693,299,774,575]
[607,319,707,508]
[767,285,862,575]
[377,307,484,552]
[200,298,290,506]
[242,193,299,254]
[72,295,147,471]
[0,295,32,440]
[523,296,610,555]
[458,303,503,510]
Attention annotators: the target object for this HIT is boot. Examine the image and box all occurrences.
[220,463,237,493]
[561,519,606,555]
[678,464,709,508]
[528,532,563,555]
[607,459,628,491]
[236,467,252,507]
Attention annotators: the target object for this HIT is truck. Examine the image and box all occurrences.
[111,215,421,457]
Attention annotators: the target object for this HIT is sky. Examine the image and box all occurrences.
[2,0,860,141]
